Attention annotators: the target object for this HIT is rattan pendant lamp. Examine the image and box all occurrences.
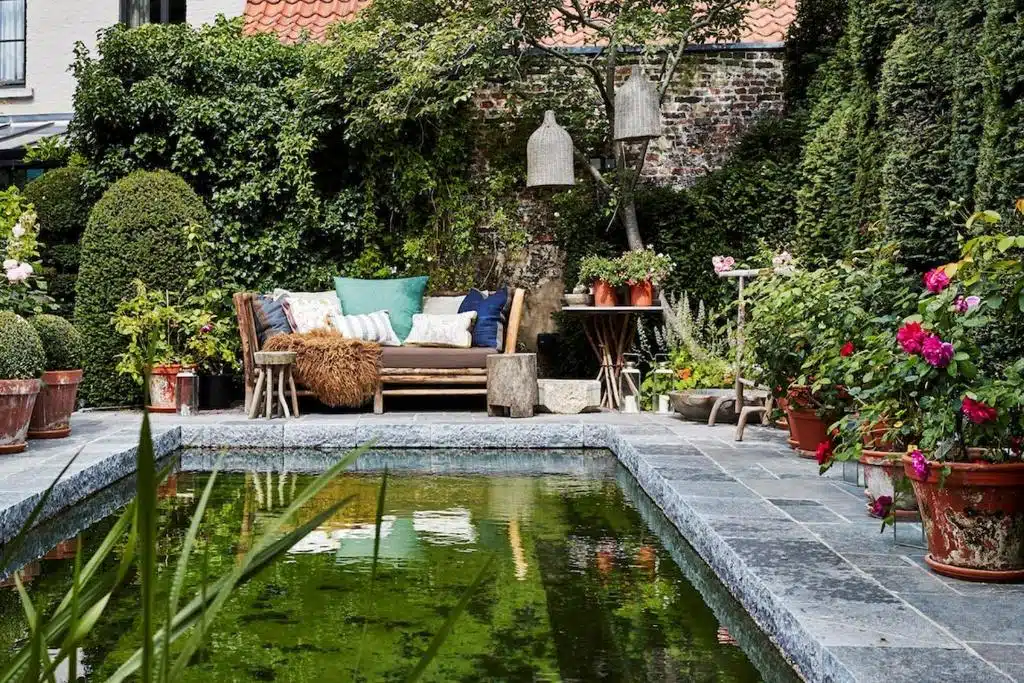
[526,110,575,188]
[614,65,662,142]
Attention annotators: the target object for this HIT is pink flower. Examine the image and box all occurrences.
[712,255,735,274]
[815,441,834,466]
[923,268,950,293]
[910,449,929,479]
[840,341,855,357]
[897,322,927,355]
[921,334,954,368]
[962,396,998,425]
[199,323,213,335]
[954,295,981,313]
[870,495,893,518]
[772,251,792,267]
[5,262,30,283]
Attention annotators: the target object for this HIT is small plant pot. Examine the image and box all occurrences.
[904,455,1024,582]
[629,280,654,306]
[28,369,83,439]
[200,373,235,411]
[147,364,182,413]
[593,280,618,307]
[785,404,828,457]
[0,379,41,454]
[563,293,592,307]
[860,450,918,519]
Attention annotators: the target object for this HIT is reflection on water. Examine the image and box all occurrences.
[0,451,792,682]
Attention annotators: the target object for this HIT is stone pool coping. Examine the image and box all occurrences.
[2,410,1021,683]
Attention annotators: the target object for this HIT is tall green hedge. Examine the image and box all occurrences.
[941,0,987,206]
[878,25,955,268]
[75,170,210,406]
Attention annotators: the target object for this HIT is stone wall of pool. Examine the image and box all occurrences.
[2,411,1019,683]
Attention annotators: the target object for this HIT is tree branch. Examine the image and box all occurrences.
[574,146,613,192]
[657,0,749,102]
[525,37,613,113]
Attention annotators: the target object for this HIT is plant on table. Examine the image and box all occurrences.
[27,314,85,439]
[578,255,625,306]
[0,311,45,453]
[620,249,673,306]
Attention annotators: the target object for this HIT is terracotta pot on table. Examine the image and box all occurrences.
[593,280,618,307]
[629,280,653,306]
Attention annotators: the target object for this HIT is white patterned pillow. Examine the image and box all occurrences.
[422,295,466,316]
[334,310,401,346]
[404,312,477,348]
[280,293,344,334]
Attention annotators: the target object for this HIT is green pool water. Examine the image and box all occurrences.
[0,450,797,682]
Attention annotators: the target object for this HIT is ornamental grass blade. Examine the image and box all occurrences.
[353,467,389,679]
[135,409,159,683]
[404,554,496,683]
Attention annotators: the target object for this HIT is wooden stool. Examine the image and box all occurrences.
[486,353,538,418]
[249,351,300,420]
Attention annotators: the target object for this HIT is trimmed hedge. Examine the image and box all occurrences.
[22,167,89,243]
[75,170,210,406]
[0,311,45,380]
[30,314,83,371]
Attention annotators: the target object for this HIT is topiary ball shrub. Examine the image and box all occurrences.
[0,311,45,380]
[23,166,90,244]
[30,314,83,371]
[75,170,210,406]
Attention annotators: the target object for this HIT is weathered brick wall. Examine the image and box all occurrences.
[472,47,786,350]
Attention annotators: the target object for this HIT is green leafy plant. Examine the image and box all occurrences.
[28,314,82,371]
[641,293,735,393]
[577,255,624,287]
[619,249,674,286]
[1,193,56,317]
[0,311,45,380]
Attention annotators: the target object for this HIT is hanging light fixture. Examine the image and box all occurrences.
[526,110,575,188]
[614,65,662,142]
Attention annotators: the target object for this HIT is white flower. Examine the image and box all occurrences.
[20,262,32,275]
[2,258,17,271]
[11,223,25,238]
[772,251,793,267]
[6,263,29,283]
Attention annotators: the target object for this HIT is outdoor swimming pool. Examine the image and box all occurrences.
[0,449,798,682]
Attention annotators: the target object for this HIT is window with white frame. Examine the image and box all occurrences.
[121,0,186,27]
[0,0,25,86]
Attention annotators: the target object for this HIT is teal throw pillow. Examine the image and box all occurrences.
[333,276,428,341]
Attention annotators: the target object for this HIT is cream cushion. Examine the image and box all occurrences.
[422,295,466,316]
[276,291,343,333]
[334,310,401,346]
[404,312,477,348]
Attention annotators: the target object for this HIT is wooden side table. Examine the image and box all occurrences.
[486,353,538,418]
[249,351,300,419]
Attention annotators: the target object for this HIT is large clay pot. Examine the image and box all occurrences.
[147,364,182,413]
[860,450,917,519]
[28,369,83,439]
[593,279,618,307]
[785,404,828,456]
[629,280,653,306]
[0,379,41,454]
[904,455,1024,582]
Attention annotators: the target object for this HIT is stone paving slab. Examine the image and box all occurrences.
[0,408,1020,682]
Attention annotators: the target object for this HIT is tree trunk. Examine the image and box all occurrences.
[621,192,644,251]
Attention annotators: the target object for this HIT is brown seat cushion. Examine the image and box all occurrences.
[381,346,498,369]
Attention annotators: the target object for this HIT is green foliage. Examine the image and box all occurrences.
[576,255,624,287]
[75,170,210,406]
[783,0,849,107]
[1,197,56,318]
[0,311,44,379]
[619,249,673,285]
[941,0,986,206]
[22,168,89,244]
[28,314,82,371]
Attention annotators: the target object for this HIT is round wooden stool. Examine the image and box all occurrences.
[249,351,300,419]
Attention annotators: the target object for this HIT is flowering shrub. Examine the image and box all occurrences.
[620,249,673,285]
[577,255,625,287]
[0,188,56,316]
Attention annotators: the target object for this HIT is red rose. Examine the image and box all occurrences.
[961,396,998,425]
[897,322,927,355]
[840,341,855,357]
[815,441,833,466]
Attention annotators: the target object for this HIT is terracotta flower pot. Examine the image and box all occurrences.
[629,280,653,306]
[147,364,182,413]
[0,379,41,454]
[785,404,828,456]
[593,280,618,307]
[903,454,1024,582]
[862,420,893,451]
[860,450,918,518]
[29,369,83,439]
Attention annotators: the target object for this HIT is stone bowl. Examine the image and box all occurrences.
[563,293,592,306]
[669,389,758,424]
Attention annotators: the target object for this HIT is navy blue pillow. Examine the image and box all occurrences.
[459,288,508,349]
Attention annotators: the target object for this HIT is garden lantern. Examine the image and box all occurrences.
[526,110,575,188]
[614,65,661,142]
[620,354,643,413]
[648,354,675,414]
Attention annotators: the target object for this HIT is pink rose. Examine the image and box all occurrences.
[921,334,954,368]
[712,255,735,274]
[910,449,929,479]
[870,495,893,518]
[954,295,981,313]
[923,268,950,293]
[897,322,927,355]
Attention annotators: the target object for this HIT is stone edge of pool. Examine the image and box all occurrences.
[0,416,972,683]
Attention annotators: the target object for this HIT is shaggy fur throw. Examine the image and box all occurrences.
[263,330,381,408]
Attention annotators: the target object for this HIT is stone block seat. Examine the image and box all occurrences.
[233,289,525,414]
[537,379,601,414]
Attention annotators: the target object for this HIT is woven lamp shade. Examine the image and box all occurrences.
[614,65,662,142]
[526,110,575,188]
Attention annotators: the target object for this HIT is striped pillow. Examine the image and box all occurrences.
[334,310,401,346]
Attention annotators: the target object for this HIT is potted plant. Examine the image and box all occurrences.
[1,198,57,317]
[620,249,673,306]
[27,314,84,439]
[0,311,45,453]
[578,255,624,307]
[898,219,1024,580]
[563,284,592,307]
[180,288,240,410]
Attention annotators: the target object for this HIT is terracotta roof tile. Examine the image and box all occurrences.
[244,0,795,46]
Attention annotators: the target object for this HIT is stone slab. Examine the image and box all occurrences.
[536,378,601,414]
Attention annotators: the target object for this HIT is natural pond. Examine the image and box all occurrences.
[0,449,798,682]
